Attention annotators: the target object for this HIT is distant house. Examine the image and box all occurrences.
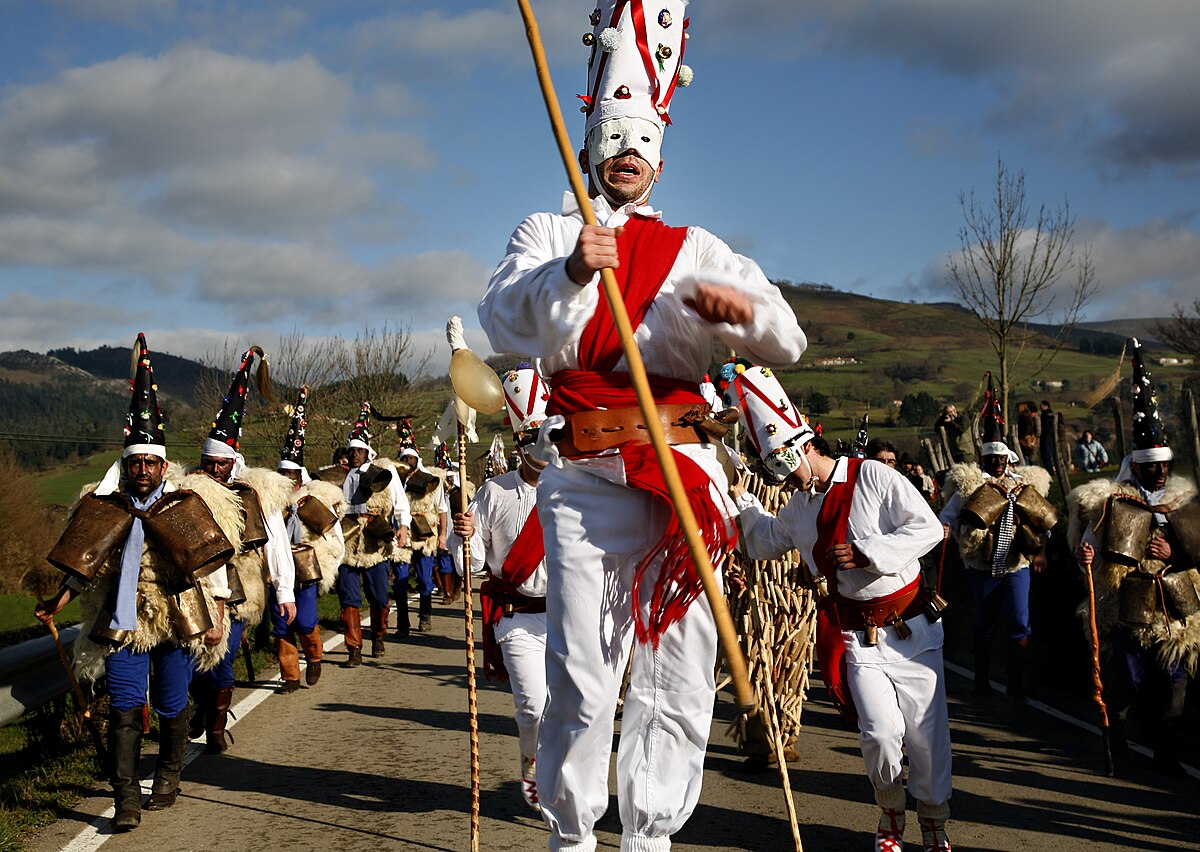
[1157,357,1194,366]
[812,356,858,367]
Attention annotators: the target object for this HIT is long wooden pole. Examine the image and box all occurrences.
[456,424,481,852]
[1080,551,1114,775]
[38,600,107,764]
[516,0,755,712]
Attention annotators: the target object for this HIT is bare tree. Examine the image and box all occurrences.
[946,158,1097,440]
[1152,299,1200,359]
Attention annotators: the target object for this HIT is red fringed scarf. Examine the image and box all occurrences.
[547,214,732,645]
[479,508,544,682]
[813,457,863,724]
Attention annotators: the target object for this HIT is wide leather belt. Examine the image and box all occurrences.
[503,593,547,616]
[835,583,923,631]
[551,403,709,458]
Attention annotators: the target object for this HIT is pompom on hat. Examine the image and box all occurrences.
[501,363,550,444]
[723,359,815,483]
[578,0,692,172]
[1129,337,1173,463]
[122,332,167,460]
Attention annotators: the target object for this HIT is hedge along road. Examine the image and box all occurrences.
[30,593,1200,852]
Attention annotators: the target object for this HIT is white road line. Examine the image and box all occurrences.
[59,629,349,852]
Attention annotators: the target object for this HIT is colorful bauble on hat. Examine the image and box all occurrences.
[579,0,691,170]
[434,441,451,471]
[346,401,374,458]
[278,385,308,471]
[502,363,550,441]
[1129,337,1173,463]
[123,332,167,459]
[205,345,270,458]
[727,362,815,483]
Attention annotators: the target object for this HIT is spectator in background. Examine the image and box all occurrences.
[1017,401,1041,466]
[1039,400,1057,472]
[1073,430,1109,473]
[865,438,898,467]
[935,404,974,464]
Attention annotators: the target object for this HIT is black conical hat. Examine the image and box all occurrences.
[123,333,166,456]
[979,371,1005,445]
[207,345,271,453]
[852,414,869,458]
[279,385,308,468]
[1129,338,1172,462]
[347,401,372,446]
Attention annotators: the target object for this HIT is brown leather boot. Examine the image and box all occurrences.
[370,605,389,657]
[442,571,461,605]
[277,635,301,692]
[341,606,363,668]
[205,687,234,754]
[298,627,323,686]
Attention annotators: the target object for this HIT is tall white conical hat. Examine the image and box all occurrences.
[579,0,692,168]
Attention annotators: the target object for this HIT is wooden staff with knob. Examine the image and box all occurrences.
[514,0,756,714]
[37,595,107,765]
[447,316,505,852]
[1078,542,1115,775]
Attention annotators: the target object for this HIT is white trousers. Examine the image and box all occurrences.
[536,458,724,852]
[495,610,548,759]
[845,616,953,807]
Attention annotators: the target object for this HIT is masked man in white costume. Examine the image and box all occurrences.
[451,365,551,813]
[727,365,952,852]
[478,4,807,849]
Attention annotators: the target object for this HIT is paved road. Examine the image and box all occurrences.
[33,593,1200,852]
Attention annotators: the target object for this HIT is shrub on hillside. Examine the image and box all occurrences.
[0,451,62,595]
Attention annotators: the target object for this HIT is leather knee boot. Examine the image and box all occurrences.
[1006,637,1029,700]
[188,679,210,741]
[298,627,323,686]
[442,571,462,605]
[146,710,189,810]
[341,606,363,667]
[417,595,432,632]
[371,604,389,657]
[394,598,410,638]
[973,638,993,695]
[276,635,301,692]
[205,686,234,754]
[110,706,144,831]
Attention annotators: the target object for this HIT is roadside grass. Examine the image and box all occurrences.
[0,594,82,646]
[35,455,114,507]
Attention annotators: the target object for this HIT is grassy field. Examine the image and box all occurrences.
[35,455,114,507]
[0,594,81,641]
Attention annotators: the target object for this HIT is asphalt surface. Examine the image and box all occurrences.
[31,589,1200,852]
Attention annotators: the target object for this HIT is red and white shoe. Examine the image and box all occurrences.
[875,807,905,852]
[520,754,540,813]
[918,817,951,852]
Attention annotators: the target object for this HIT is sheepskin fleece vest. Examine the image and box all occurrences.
[341,458,398,568]
[296,479,345,594]
[1067,474,1200,675]
[943,462,1053,571]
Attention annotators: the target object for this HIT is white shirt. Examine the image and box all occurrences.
[261,507,295,605]
[736,457,943,601]
[449,470,547,598]
[479,192,807,378]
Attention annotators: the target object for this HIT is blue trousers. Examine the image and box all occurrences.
[407,553,437,596]
[967,567,1031,640]
[106,644,193,717]
[337,561,390,608]
[436,550,453,576]
[195,617,246,690]
[269,582,319,636]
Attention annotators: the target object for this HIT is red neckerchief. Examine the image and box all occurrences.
[479,506,544,682]
[576,215,688,372]
[813,456,864,725]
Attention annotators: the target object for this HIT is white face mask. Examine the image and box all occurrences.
[763,444,803,484]
[586,117,662,172]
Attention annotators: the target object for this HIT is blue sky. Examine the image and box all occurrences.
[1,1,1198,375]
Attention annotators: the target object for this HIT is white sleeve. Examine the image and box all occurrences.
[449,492,486,577]
[734,491,802,562]
[478,212,601,358]
[851,473,944,577]
[263,509,296,605]
[203,565,231,601]
[671,231,807,367]
[938,492,963,527]
[391,478,411,529]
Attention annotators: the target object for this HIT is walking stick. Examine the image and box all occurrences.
[37,599,108,765]
[1079,544,1115,775]
[515,0,756,714]
[446,318,503,852]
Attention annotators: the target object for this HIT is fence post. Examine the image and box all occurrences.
[1183,388,1200,487]
[1053,412,1072,497]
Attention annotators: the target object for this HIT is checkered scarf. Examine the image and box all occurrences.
[991,492,1018,576]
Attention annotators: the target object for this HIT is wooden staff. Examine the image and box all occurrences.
[515,0,755,712]
[37,599,107,764]
[1079,544,1114,775]
[457,423,482,852]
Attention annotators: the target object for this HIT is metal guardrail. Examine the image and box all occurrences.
[0,625,80,726]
